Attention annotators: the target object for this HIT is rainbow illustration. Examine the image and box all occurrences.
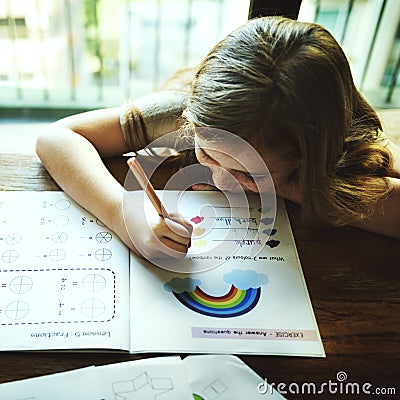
[172,284,261,318]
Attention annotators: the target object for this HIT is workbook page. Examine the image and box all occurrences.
[0,191,130,352]
[129,191,324,357]
[94,356,194,399]
[0,367,102,400]
[183,355,286,399]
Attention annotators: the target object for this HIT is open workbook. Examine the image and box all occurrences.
[0,190,324,357]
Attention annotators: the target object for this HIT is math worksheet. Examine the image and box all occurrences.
[0,190,324,357]
[0,191,131,352]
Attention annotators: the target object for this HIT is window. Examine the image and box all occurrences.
[0,17,28,39]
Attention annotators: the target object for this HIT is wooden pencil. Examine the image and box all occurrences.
[127,157,170,219]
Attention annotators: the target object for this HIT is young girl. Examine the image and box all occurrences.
[36,16,400,259]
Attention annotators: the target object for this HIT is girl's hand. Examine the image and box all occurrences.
[274,179,302,204]
[191,183,218,191]
[121,203,193,259]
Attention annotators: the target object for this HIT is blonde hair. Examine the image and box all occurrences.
[184,16,393,227]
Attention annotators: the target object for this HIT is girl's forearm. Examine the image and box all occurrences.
[352,177,400,239]
[35,125,131,247]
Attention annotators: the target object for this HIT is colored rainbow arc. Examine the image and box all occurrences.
[173,284,261,318]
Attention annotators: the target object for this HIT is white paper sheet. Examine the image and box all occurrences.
[183,355,286,399]
[0,356,285,400]
[94,356,194,399]
[0,367,101,400]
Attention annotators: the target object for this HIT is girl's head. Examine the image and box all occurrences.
[184,16,392,226]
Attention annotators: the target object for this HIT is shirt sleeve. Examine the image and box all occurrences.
[119,90,188,153]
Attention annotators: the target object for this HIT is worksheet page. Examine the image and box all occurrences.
[183,355,286,399]
[0,356,284,399]
[94,356,194,399]
[0,367,102,400]
[129,191,325,357]
[0,191,130,352]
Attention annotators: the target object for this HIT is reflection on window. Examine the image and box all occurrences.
[0,17,28,39]
[299,0,400,108]
[0,0,249,111]
[0,0,398,112]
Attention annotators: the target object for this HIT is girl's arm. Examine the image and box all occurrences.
[35,107,191,258]
[352,177,400,239]
[36,107,129,239]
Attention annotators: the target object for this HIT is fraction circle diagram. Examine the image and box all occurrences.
[5,232,22,245]
[81,298,105,318]
[49,248,66,262]
[9,275,33,294]
[95,248,112,261]
[53,215,69,226]
[82,274,106,292]
[95,231,112,243]
[96,218,106,227]
[2,250,19,263]
[55,199,71,210]
[5,300,29,320]
[51,231,68,244]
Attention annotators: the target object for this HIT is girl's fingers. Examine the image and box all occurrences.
[167,213,193,234]
[159,237,191,259]
[276,181,302,204]
[153,218,192,256]
[164,218,192,242]
[191,183,217,191]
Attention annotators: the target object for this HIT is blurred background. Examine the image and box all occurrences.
[0,0,399,151]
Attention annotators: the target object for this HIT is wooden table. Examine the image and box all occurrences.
[0,153,399,399]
